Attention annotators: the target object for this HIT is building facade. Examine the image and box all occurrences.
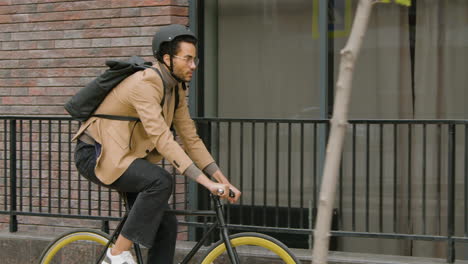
[192,0,468,260]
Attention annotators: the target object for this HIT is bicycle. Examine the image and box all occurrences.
[39,190,301,264]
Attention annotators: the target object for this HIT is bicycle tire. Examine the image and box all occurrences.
[200,232,301,264]
[39,228,111,264]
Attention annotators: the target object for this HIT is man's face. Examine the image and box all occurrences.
[166,41,197,82]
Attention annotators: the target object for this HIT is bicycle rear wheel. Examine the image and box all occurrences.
[39,228,111,264]
[201,232,301,264]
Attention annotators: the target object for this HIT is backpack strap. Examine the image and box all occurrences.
[150,67,166,109]
[92,114,140,122]
[152,66,181,117]
[175,83,183,113]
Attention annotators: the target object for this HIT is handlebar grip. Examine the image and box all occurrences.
[217,188,236,198]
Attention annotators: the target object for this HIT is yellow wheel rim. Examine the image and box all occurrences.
[201,236,296,264]
[41,232,109,264]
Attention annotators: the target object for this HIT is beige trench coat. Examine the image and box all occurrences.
[72,62,214,184]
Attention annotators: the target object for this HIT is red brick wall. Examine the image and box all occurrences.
[0,0,188,115]
[0,0,190,238]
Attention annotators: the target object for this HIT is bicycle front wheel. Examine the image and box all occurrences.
[39,228,111,264]
[201,232,301,264]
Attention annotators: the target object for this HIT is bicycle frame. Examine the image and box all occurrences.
[179,194,240,264]
[96,193,240,264]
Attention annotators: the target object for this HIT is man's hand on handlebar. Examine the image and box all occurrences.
[209,170,242,203]
[208,183,230,199]
[225,184,241,204]
[208,182,241,203]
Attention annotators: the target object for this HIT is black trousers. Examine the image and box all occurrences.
[74,140,177,263]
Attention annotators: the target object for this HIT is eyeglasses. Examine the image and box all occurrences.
[173,55,200,66]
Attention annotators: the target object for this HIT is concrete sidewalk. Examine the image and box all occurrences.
[294,249,468,264]
[1,231,468,264]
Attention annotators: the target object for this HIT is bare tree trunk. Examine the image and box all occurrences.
[312,0,375,263]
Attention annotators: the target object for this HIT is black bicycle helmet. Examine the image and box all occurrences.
[152,24,197,58]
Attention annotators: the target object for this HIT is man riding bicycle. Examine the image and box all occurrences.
[73,24,241,264]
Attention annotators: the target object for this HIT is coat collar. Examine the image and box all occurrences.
[157,61,179,89]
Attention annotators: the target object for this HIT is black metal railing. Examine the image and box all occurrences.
[194,118,468,262]
[1,116,467,262]
[0,117,188,232]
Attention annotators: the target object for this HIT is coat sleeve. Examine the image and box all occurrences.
[173,86,216,170]
[128,75,194,175]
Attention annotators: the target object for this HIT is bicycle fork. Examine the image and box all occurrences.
[213,197,241,264]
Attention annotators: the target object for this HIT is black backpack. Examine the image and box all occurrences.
[64,56,178,122]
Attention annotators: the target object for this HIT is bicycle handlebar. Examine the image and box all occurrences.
[216,188,235,198]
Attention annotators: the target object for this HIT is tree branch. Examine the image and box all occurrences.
[311,0,375,263]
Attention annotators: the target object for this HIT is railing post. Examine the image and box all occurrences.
[447,124,455,263]
[9,119,18,232]
[101,220,110,234]
[195,119,212,243]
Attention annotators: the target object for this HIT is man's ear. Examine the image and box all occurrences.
[163,54,171,66]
